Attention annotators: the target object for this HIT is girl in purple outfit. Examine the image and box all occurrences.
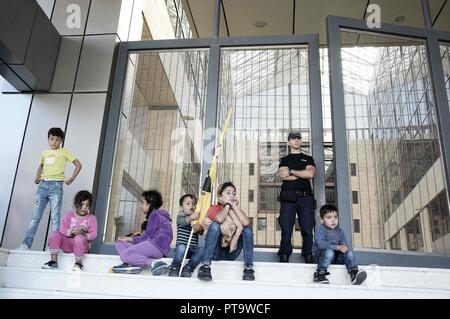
[112,190,173,274]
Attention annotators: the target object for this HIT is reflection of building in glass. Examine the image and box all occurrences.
[105,19,208,242]
[341,33,450,254]
[103,14,450,254]
[215,48,312,248]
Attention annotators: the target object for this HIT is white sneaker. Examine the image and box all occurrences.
[16,243,29,251]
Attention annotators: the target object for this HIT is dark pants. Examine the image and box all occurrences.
[278,195,315,257]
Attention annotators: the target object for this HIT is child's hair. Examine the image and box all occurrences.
[74,190,94,210]
[140,190,163,231]
[142,190,163,214]
[320,204,339,219]
[218,181,236,195]
[48,127,65,139]
[179,194,196,206]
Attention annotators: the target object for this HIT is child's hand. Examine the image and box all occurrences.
[192,223,203,234]
[338,245,349,253]
[190,211,200,220]
[65,178,74,185]
[79,225,88,233]
[34,178,41,184]
[71,228,83,236]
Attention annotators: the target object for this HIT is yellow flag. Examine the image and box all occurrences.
[194,107,234,224]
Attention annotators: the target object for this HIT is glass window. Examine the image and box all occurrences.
[406,214,424,251]
[104,49,209,243]
[389,232,402,250]
[353,219,360,233]
[248,189,254,203]
[352,191,359,204]
[339,30,449,253]
[350,163,357,176]
[429,191,450,242]
[258,218,267,231]
[249,163,255,176]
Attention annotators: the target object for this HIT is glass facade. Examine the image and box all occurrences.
[98,3,450,255]
[339,31,450,253]
[441,43,450,113]
[104,20,209,242]
[165,0,194,39]
[429,191,450,252]
[215,47,311,248]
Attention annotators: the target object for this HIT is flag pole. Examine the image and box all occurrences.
[178,107,234,277]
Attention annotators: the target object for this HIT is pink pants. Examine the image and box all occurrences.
[115,240,164,268]
[48,231,89,258]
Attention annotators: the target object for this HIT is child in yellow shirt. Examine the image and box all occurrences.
[17,127,82,250]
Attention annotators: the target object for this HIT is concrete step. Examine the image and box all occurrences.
[1,266,449,298]
[0,287,137,299]
[4,249,450,290]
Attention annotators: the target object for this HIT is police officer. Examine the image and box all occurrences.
[277,131,316,263]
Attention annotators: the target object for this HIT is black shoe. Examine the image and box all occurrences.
[151,261,169,276]
[72,262,84,271]
[42,260,58,269]
[279,254,289,263]
[313,269,330,284]
[350,269,367,285]
[180,265,193,278]
[168,266,180,277]
[197,264,212,281]
[111,262,143,274]
[242,267,255,281]
[304,254,314,264]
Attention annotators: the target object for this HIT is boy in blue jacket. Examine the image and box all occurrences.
[312,204,367,285]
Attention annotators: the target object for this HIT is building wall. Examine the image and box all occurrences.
[0,0,140,249]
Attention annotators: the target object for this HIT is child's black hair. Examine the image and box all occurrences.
[140,190,163,231]
[217,181,236,195]
[319,204,339,219]
[74,190,94,211]
[179,194,197,206]
[48,127,65,139]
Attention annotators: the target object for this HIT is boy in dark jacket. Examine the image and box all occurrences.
[312,204,367,285]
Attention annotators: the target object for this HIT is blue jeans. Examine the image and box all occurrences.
[23,180,63,248]
[171,244,204,270]
[314,248,358,273]
[202,221,254,268]
[278,195,315,257]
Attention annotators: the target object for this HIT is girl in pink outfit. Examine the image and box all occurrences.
[42,190,97,271]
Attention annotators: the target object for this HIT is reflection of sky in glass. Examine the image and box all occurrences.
[341,47,380,95]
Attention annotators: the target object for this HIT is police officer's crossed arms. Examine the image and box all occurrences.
[277,131,316,264]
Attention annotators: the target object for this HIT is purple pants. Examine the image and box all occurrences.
[115,240,164,268]
[48,231,89,258]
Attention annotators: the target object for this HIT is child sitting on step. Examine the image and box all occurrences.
[42,190,97,271]
[164,194,204,278]
[111,190,173,275]
[312,204,367,285]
